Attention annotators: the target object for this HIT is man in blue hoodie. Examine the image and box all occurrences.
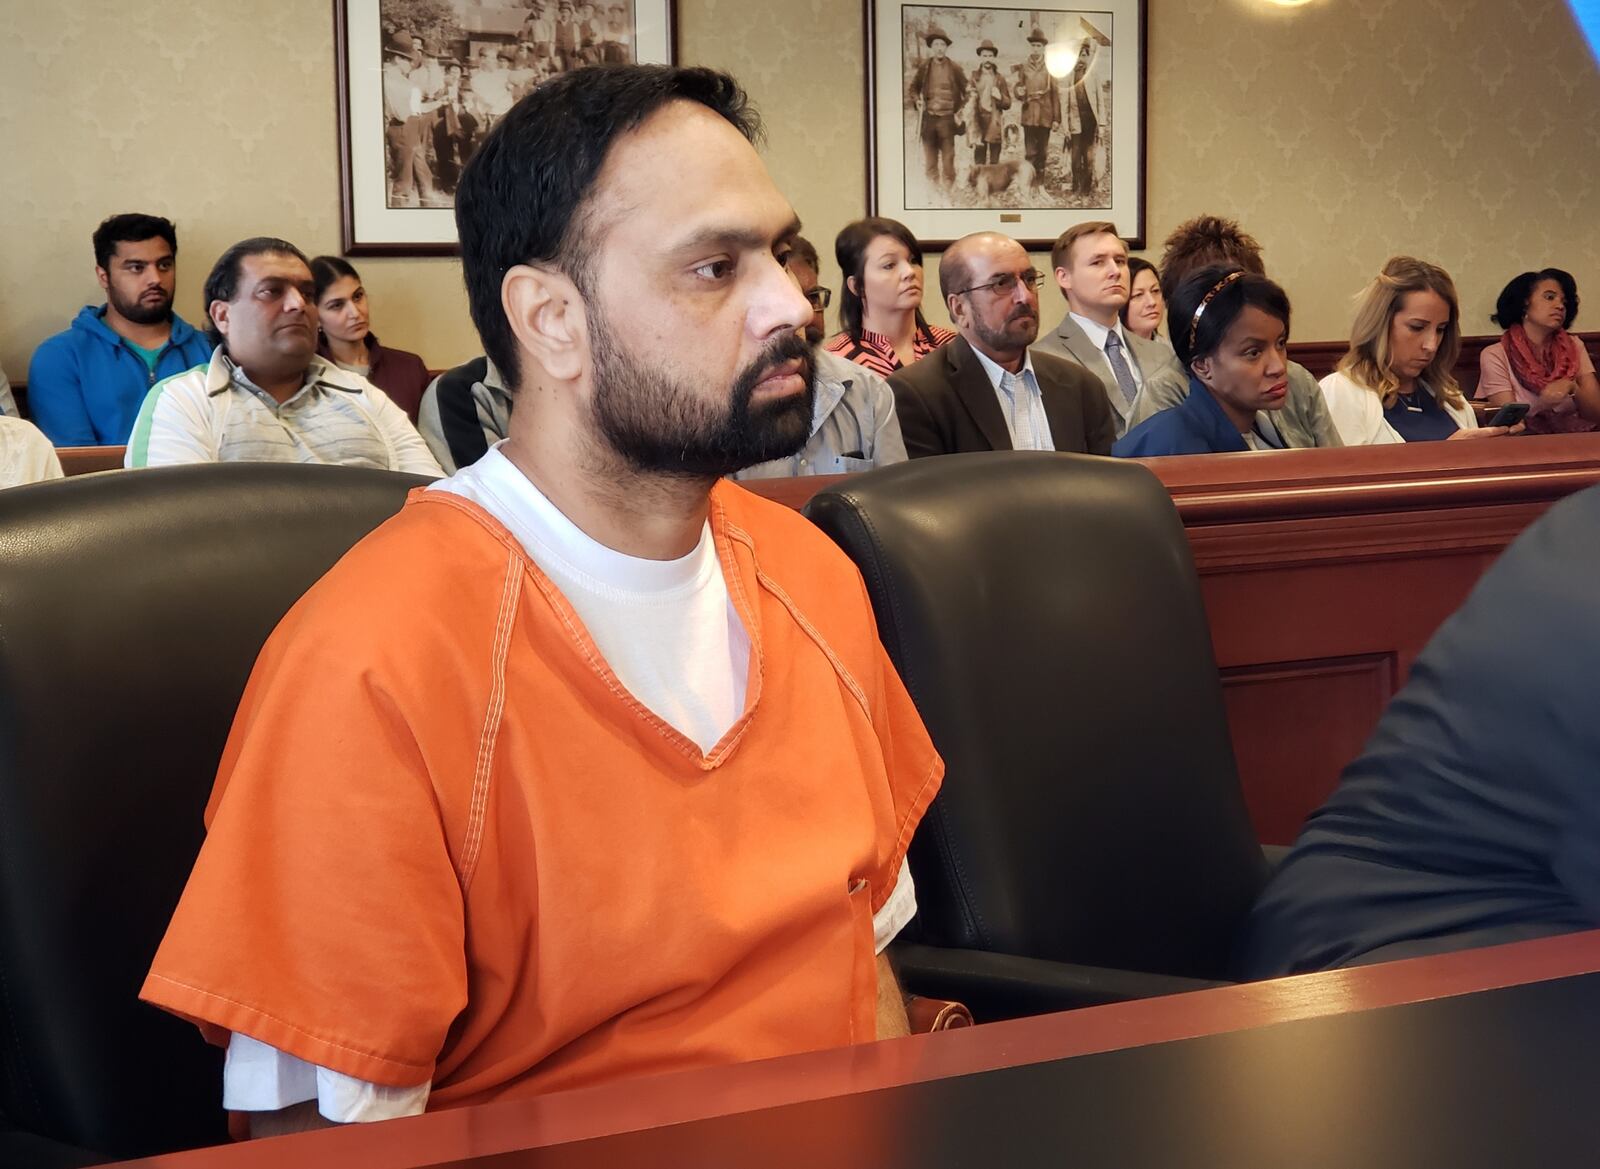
[27,213,213,445]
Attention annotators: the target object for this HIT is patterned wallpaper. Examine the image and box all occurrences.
[3,0,1597,383]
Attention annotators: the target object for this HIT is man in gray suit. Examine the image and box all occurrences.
[1032,220,1185,439]
[1124,214,1341,449]
[889,232,1114,459]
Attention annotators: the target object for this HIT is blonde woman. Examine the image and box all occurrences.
[1320,257,1511,444]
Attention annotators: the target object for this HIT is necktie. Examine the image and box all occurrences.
[1001,370,1040,450]
[1103,330,1140,406]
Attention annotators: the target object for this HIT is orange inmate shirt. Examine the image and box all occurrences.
[141,481,942,1108]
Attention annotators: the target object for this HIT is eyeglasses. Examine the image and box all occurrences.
[805,286,833,310]
[952,269,1043,298]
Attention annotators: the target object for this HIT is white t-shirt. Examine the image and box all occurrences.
[224,444,914,1122]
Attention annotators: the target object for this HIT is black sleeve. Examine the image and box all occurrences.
[435,358,492,471]
[889,375,944,459]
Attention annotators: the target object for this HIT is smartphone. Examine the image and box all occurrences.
[1487,402,1529,428]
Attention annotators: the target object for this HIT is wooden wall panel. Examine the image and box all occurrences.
[1218,654,1395,844]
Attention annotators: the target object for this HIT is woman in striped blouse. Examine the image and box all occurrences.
[825,218,954,377]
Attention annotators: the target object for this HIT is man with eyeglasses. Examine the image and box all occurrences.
[889,231,1113,458]
[1034,220,1185,439]
[783,236,830,345]
[734,238,908,479]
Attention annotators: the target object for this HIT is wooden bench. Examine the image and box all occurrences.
[57,446,126,476]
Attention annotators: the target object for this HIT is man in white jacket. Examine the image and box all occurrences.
[126,237,441,476]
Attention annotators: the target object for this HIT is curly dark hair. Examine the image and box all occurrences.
[1158,215,1266,305]
[1493,268,1579,330]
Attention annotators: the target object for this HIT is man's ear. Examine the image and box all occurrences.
[503,264,586,384]
[1053,266,1074,300]
[95,266,110,294]
[209,300,230,340]
[946,293,966,331]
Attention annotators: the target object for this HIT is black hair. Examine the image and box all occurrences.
[310,255,361,303]
[92,213,178,271]
[1169,264,1291,371]
[834,217,934,345]
[787,235,820,274]
[201,237,311,349]
[455,65,761,393]
[1120,255,1159,329]
[1493,268,1579,330]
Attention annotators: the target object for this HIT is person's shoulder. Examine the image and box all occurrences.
[715,482,881,654]
[926,324,957,346]
[716,480,860,584]
[28,317,91,370]
[1318,368,1371,402]
[1113,402,1200,456]
[168,313,211,348]
[291,491,529,645]
[1032,346,1096,392]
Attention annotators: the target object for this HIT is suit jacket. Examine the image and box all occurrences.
[1112,378,1257,457]
[889,336,1115,458]
[1128,359,1343,449]
[1032,313,1187,439]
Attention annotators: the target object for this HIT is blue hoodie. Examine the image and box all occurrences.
[27,306,213,445]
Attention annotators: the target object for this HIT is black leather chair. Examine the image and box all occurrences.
[0,464,428,1166]
[804,452,1268,1021]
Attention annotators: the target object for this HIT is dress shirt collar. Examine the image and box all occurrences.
[1069,311,1132,355]
[967,342,1038,397]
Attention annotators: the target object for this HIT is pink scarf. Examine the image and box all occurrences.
[1502,324,1579,392]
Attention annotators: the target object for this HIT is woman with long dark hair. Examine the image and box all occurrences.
[311,256,432,423]
[824,218,953,377]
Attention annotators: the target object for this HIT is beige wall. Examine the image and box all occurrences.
[3,0,1597,384]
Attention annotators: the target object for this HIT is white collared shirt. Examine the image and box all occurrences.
[1069,312,1145,393]
[968,345,1056,451]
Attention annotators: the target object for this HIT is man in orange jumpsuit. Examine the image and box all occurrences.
[142,64,942,1135]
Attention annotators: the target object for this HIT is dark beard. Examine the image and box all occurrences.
[590,326,817,479]
[971,304,1039,354]
[109,286,173,327]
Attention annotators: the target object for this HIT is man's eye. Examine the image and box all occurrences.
[693,260,734,280]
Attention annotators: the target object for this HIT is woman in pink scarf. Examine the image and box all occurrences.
[1479,268,1600,434]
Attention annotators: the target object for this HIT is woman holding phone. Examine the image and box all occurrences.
[1478,268,1600,434]
[1319,257,1511,444]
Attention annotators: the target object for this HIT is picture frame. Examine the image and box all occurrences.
[335,0,678,256]
[864,1,1147,250]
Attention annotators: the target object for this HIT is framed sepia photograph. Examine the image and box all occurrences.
[335,0,678,255]
[865,1,1146,249]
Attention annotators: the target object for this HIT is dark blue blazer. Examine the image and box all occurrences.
[1112,378,1249,457]
[1238,483,1600,977]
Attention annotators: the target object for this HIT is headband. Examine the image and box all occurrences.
[1187,270,1247,351]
